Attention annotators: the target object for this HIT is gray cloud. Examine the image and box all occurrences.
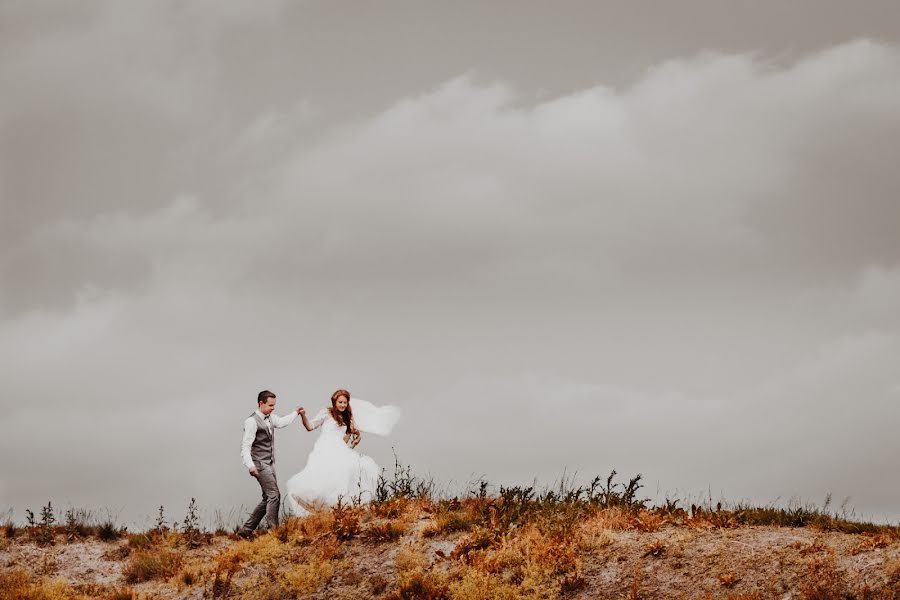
[1,2,899,526]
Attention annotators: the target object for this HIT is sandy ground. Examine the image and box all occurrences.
[1,521,898,599]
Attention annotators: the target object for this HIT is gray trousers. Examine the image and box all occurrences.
[240,463,280,534]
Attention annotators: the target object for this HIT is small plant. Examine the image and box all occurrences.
[471,479,489,499]
[25,509,36,529]
[210,556,241,598]
[181,498,204,548]
[718,573,740,588]
[363,519,406,542]
[97,520,121,541]
[642,538,666,557]
[128,532,154,550]
[332,498,361,540]
[36,501,56,546]
[560,573,587,594]
[423,509,473,537]
[154,505,169,535]
[374,450,435,503]
[1,509,16,539]
[64,507,92,541]
[123,548,183,583]
[850,533,893,555]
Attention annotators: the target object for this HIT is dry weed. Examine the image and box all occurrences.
[332,503,363,540]
[799,548,849,600]
[384,569,449,600]
[122,548,183,583]
[371,497,410,519]
[396,543,431,572]
[576,518,618,553]
[449,569,535,600]
[422,510,475,538]
[364,518,407,542]
[798,538,830,556]
[718,573,741,588]
[632,509,666,532]
[590,506,634,531]
[279,558,340,595]
[0,568,109,600]
[642,538,666,558]
[850,533,894,555]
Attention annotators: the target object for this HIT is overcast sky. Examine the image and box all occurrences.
[1,0,899,528]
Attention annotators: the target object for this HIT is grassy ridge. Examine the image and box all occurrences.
[2,467,899,599]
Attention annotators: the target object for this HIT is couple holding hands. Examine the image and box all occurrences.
[238,388,401,537]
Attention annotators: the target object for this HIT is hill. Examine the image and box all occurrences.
[2,475,899,599]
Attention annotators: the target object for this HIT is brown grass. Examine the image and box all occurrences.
[642,538,667,557]
[6,477,900,599]
[799,548,849,600]
[0,569,135,600]
[364,518,408,542]
[122,548,183,583]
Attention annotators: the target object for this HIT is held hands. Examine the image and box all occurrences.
[296,407,305,416]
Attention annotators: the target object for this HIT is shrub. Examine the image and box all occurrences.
[385,569,449,600]
[279,560,336,596]
[35,501,56,546]
[363,519,406,542]
[123,548,183,583]
[97,520,121,542]
[127,532,154,550]
[64,507,93,541]
[331,500,361,540]
[154,505,169,535]
[0,569,92,599]
[422,510,473,537]
[181,497,207,548]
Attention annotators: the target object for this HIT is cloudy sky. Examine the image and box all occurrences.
[1,0,899,527]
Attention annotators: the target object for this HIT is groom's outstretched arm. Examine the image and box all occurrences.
[269,408,300,428]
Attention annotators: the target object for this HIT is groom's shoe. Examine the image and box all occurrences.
[237,528,254,540]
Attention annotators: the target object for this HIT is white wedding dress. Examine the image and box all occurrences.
[285,399,401,516]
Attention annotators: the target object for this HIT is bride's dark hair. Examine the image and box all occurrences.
[329,389,353,435]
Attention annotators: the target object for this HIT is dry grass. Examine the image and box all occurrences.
[798,548,850,600]
[642,538,667,557]
[364,517,408,542]
[279,558,340,595]
[122,548,183,583]
[0,569,136,600]
[422,509,475,538]
[850,533,895,555]
[6,469,900,599]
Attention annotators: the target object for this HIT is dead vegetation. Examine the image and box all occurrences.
[2,467,899,599]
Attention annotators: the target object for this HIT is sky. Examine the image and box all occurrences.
[1,0,899,528]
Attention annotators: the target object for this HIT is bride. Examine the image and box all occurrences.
[285,389,401,516]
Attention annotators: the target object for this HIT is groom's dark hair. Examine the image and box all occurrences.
[257,390,276,404]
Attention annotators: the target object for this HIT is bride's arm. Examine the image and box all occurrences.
[298,408,313,431]
[302,408,327,432]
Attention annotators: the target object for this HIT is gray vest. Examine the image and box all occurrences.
[249,412,275,466]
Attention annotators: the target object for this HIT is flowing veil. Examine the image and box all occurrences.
[350,398,401,435]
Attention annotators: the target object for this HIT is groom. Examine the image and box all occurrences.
[238,390,304,538]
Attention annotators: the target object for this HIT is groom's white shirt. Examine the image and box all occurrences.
[240,409,298,469]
